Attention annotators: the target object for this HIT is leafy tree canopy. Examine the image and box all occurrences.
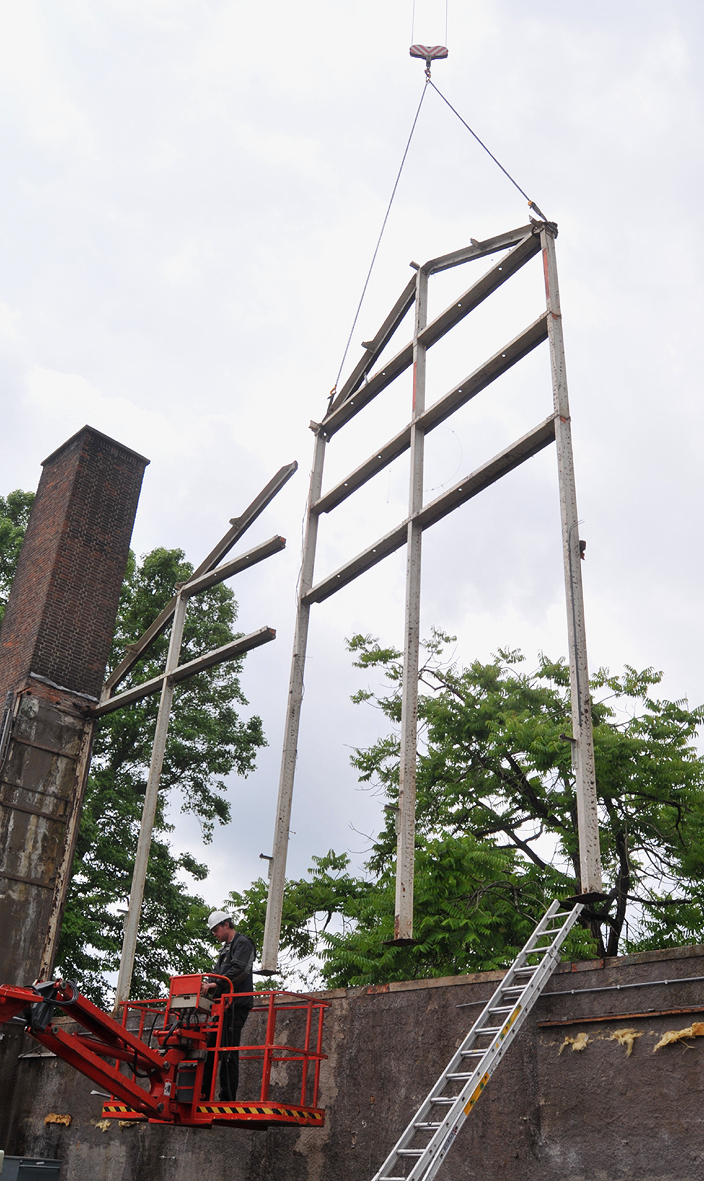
[0,490,35,626]
[0,492,266,1004]
[56,546,266,1003]
[229,632,704,988]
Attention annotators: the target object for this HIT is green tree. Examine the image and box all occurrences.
[229,632,704,988]
[0,492,266,1004]
[56,547,266,1003]
[228,840,595,991]
[346,633,704,959]
[0,490,34,626]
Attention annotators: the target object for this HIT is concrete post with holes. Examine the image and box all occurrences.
[395,265,428,942]
[261,429,326,972]
[541,227,602,894]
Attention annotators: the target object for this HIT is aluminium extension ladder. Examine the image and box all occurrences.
[371,899,584,1181]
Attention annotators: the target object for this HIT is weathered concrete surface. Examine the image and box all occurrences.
[0,687,93,985]
[1,943,704,1180]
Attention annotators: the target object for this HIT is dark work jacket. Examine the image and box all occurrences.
[212,931,255,1010]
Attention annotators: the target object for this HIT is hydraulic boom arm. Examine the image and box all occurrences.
[0,979,168,1117]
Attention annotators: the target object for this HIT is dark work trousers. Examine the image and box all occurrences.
[202,1006,249,1101]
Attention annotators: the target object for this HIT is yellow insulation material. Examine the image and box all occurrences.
[558,1031,591,1054]
[44,1113,72,1126]
[608,1029,642,1057]
[654,1021,704,1052]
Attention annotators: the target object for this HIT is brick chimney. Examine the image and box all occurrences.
[0,426,148,984]
[0,426,149,701]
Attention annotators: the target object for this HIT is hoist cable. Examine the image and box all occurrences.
[331,61,548,399]
[428,79,547,219]
[331,79,429,398]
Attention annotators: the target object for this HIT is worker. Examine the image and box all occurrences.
[200,910,256,1101]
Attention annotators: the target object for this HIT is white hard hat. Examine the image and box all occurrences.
[207,910,231,930]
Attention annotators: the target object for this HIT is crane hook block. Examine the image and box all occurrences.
[409,44,449,64]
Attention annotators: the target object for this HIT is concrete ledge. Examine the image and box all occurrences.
[316,941,704,1001]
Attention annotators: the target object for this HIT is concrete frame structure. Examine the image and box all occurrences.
[261,221,601,972]
[94,464,297,1007]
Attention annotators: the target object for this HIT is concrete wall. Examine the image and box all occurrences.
[0,687,93,984]
[1,943,703,1181]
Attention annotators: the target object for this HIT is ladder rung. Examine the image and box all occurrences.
[430,1097,458,1105]
[476,1026,501,1035]
[381,1176,406,1180]
[460,1050,485,1056]
[414,1122,442,1129]
[488,1006,513,1013]
[397,1149,424,1156]
[446,1073,473,1080]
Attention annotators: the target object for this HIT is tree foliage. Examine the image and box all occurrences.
[230,632,704,988]
[0,490,34,626]
[56,547,266,1003]
[349,632,704,958]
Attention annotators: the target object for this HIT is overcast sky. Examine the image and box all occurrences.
[1,1,703,937]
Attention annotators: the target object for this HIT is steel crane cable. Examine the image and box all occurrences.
[330,64,549,402]
[428,78,548,221]
[410,0,449,46]
[330,78,429,403]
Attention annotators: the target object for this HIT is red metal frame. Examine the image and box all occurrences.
[113,976,328,1125]
[0,975,328,1128]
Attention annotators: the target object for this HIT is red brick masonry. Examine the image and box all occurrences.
[0,425,149,700]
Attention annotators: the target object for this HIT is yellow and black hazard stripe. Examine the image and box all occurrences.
[101,1099,324,1127]
[101,1105,145,1119]
[196,1102,324,1123]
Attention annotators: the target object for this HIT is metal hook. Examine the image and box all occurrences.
[409,44,448,77]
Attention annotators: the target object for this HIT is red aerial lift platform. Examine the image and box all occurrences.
[0,974,328,1128]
